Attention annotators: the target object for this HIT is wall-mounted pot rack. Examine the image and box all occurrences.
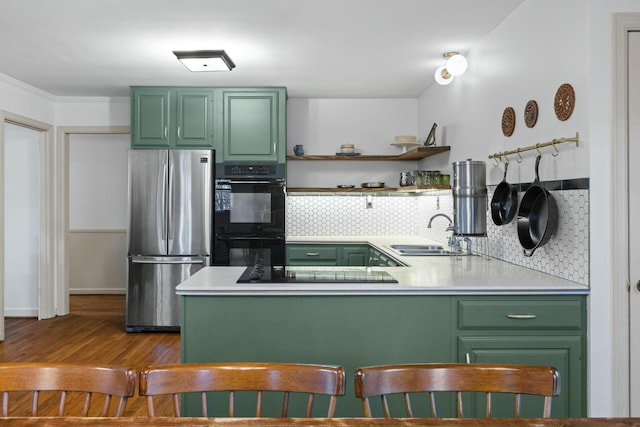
[488,132,579,166]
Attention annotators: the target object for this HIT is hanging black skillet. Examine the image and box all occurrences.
[516,155,558,257]
[490,161,518,225]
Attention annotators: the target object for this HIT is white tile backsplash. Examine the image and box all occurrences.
[287,188,589,286]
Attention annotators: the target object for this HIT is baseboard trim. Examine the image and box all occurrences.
[70,288,126,295]
[5,308,38,317]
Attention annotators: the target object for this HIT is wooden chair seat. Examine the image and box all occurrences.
[0,363,137,417]
[139,362,345,417]
[354,363,560,418]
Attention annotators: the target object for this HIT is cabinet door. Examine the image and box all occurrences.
[222,90,280,162]
[457,336,585,418]
[131,88,171,148]
[175,89,214,148]
[341,245,368,266]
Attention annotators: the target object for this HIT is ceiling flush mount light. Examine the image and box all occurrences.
[173,50,236,72]
[434,51,467,85]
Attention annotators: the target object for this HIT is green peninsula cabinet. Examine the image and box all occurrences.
[181,294,452,417]
[130,87,214,148]
[220,88,287,163]
[180,293,586,418]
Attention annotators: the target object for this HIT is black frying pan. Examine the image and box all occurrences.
[490,161,518,225]
[516,156,558,257]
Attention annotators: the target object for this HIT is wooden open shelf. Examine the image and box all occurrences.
[286,146,450,161]
[287,185,450,193]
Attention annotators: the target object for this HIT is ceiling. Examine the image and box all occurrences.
[0,0,524,98]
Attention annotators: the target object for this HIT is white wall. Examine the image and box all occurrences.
[417,0,589,183]
[0,74,55,124]
[286,98,419,187]
[68,134,129,230]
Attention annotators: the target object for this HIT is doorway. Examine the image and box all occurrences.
[4,123,40,316]
[613,13,640,416]
[628,30,640,416]
[0,112,54,341]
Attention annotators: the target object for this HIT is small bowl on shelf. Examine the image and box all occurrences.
[340,144,355,153]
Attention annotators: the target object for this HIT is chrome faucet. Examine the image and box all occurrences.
[427,213,455,231]
[427,213,462,253]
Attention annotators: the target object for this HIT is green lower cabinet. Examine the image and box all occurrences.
[179,293,586,418]
[452,295,587,418]
[286,244,401,267]
[181,295,452,417]
[457,336,583,418]
[340,245,369,266]
[286,245,338,266]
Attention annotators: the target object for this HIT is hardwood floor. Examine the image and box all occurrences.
[0,295,181,416]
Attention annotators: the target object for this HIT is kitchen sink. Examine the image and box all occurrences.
[388,244,459,256]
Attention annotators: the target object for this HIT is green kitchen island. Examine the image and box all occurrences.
[176,241,588,418]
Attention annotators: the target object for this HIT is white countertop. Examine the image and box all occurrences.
[176,236,589,296]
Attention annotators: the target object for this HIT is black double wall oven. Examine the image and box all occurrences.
[213,163,286,269]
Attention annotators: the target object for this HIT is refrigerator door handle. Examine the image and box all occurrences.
[162,162,168,240]
[168,161,174,240]
[130,258,207,265]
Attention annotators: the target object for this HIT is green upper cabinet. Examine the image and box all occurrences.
[174,89,215,148]
[220,88,286,163]
[131,87,215,149]
[131,88,171,148]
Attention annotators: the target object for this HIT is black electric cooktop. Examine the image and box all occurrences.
[237,265,398,284]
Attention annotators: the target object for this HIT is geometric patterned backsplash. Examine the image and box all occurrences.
[287,185,589,286]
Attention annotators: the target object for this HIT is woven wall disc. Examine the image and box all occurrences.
[554,83,575,121]
[524,100,538,128]
[502,107,516,137]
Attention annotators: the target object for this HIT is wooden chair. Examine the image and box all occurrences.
[139,362,346,417]
[354,363,560,418]
[0,363,137,417]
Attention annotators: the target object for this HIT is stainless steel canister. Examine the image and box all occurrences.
[452,159,487,236]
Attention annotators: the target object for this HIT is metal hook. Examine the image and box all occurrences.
[516,148,523,163]
[551,139,560,157]
[503,152,511,163]
[491,155,500,167]
[535,143,543,156]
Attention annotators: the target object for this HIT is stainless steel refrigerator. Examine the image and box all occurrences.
[126,149,213,332]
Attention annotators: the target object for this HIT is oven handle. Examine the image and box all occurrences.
[226,180,284,185]
[217,235,285,241]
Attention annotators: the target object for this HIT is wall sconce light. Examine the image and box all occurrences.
[173,50,236,72]
[434,52,468,85]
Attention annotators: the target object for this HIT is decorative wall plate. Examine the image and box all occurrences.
[524,100,538,128]
[502,107,516,137]
[554,83,575,121]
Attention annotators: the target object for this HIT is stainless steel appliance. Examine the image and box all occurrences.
[213,163,286,269]
[452,159,487,236]
[126,149,213,332]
